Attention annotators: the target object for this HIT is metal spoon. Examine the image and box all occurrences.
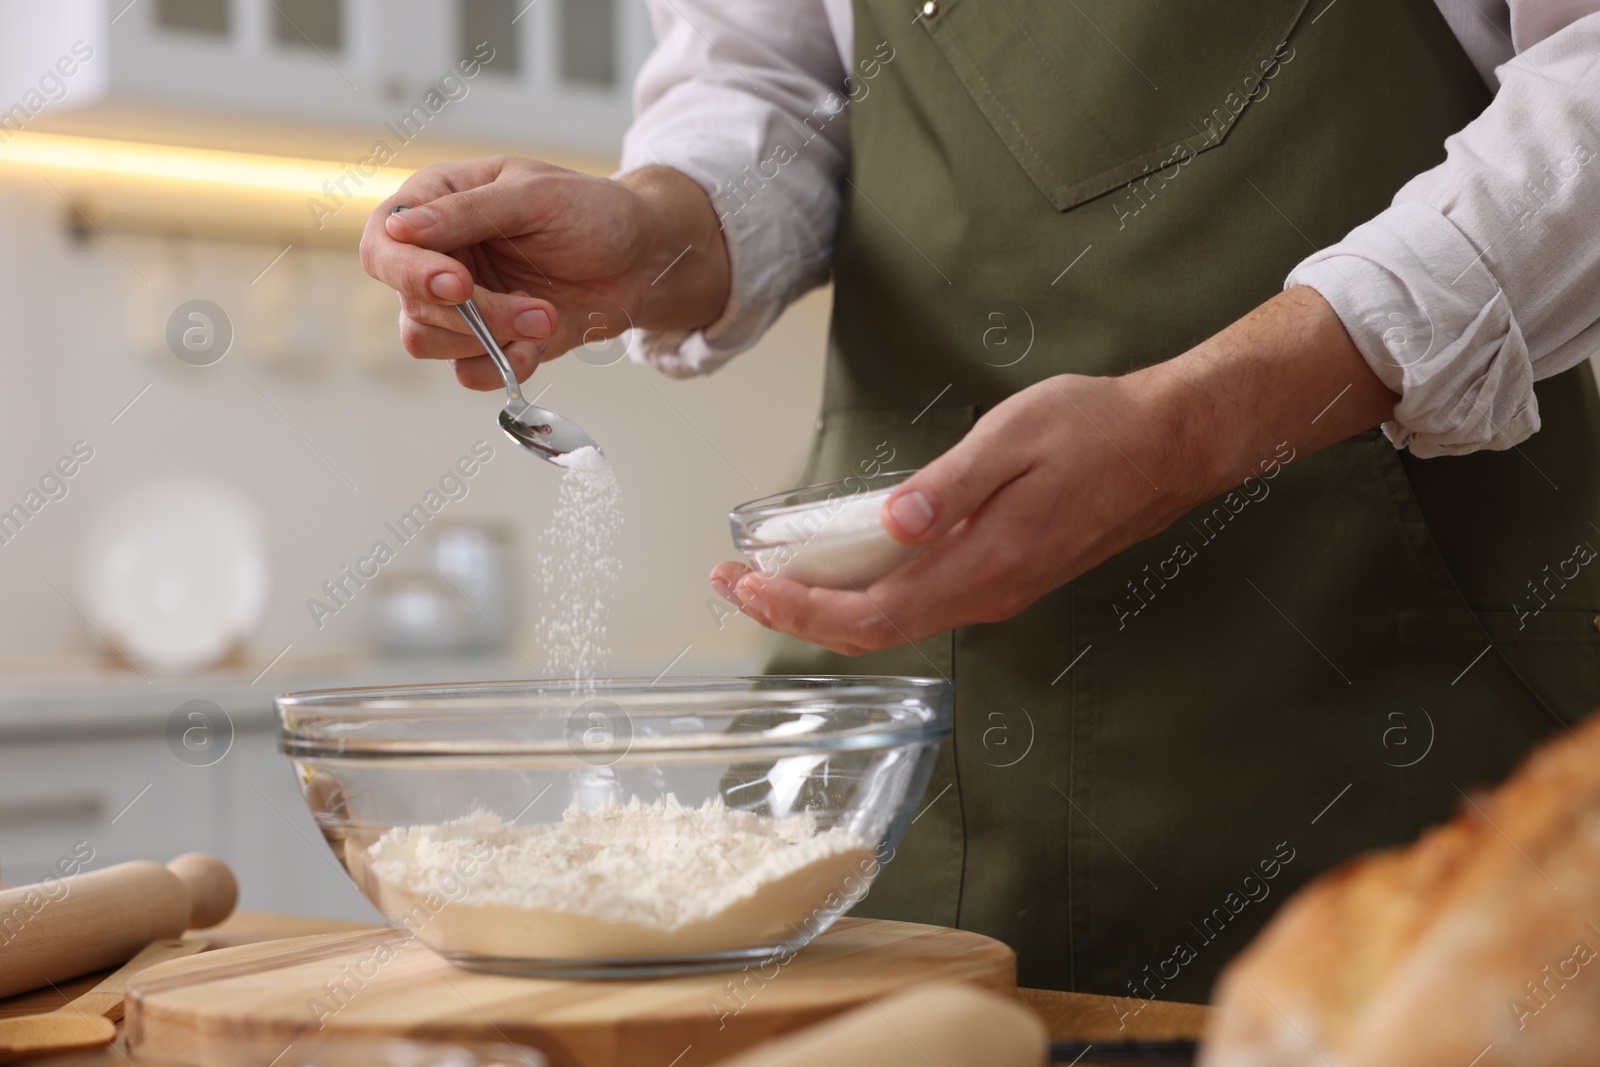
[454,298,602,464]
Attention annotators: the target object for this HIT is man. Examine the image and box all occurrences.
[363,0,1600,1001]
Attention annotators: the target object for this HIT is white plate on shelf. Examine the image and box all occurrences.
[77,479,270,674]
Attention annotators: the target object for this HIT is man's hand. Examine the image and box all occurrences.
[710,287,1399,655]
[360,159,729,390]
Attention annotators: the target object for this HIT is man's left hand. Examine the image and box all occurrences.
[709,287,1398,655]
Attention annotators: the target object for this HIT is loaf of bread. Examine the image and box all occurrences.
[1203,713,1600,1067]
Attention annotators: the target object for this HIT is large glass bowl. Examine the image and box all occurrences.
[278,676,952,979]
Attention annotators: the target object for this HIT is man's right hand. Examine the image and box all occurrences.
[360,158,730,390]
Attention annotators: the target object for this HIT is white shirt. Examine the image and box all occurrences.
[619,1,1600,459]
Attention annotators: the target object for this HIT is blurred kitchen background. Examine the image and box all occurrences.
[0,1,827,917]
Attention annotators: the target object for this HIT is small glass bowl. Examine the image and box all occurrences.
[278,676,952,979]
[730,470,922,589]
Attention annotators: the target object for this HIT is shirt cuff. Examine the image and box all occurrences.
[1285,202,1538,458]
[614,148,831,379]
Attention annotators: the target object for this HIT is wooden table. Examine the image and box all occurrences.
[0,911,1207,1064]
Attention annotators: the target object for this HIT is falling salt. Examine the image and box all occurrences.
[538,447,622,687]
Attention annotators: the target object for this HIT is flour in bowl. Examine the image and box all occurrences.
[364,796,876,959]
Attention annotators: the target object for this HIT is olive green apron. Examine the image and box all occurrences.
[763,0,1600,1000]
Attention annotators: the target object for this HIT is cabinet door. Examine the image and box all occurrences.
[96,0,649,152]
[0,729,373,921]
[0,734,216,886]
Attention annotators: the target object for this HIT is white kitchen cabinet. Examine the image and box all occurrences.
[0,657,533,918]
[0,0,651,155]
[0,725,373,920]
[0,733,216,885]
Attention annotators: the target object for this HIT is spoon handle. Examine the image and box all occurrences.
[456,300,526,408]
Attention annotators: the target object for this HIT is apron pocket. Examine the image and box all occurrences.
[919,0,1310,211]
[1373,432,1598,726]
[1399,608,1600,724]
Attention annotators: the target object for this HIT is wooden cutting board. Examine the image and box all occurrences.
[124,918,1015,1067]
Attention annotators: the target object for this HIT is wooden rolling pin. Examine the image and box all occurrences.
[714,983,1047,1067]
[0,853,236,1000]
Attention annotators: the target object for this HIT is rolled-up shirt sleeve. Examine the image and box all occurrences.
[1286,11,1600,458]
[618,0,850,378]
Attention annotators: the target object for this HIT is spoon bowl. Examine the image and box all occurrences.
[0,1014,116,1063]
[496,403,599,462]
[455,299,602,465]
